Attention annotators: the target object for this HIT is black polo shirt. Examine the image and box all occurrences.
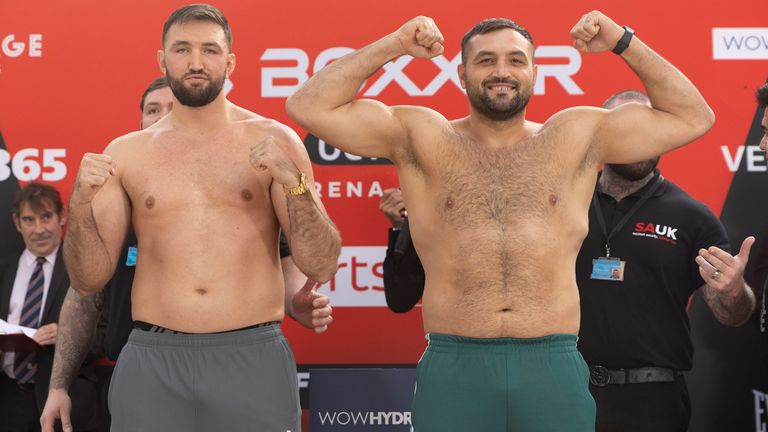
[576,170,729,371]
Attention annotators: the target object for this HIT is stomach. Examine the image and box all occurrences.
[128,212,285,332]
[415,218,585,338]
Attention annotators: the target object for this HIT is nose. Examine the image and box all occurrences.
[492,63,512,79]
[188,50,204,71]
[32,219,46,234]
[760,136,767,152]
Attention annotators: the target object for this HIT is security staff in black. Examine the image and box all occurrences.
[575,90,755,432]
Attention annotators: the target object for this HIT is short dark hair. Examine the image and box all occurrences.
[757,80,768,107]
[140,76,170,111]
[12,182,64,217]
[603,90,650,109]
[162,4,232,51]
[461,18,534,64]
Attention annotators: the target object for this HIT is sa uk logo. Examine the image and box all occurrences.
[633,222,679,245]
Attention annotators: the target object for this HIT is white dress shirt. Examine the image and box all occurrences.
[2,246,59,378]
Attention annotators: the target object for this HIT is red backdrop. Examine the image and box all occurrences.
[1,0,766,409]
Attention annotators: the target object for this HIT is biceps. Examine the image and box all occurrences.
[598,106,688,164]
[308,99,407,159]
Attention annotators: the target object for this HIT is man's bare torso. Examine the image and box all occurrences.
[396,108,600,338]
[108,105,286,332]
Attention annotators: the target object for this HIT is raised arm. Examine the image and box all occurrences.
[286,17,444,159]
[250,128,341,283]
[570,11,715,164]
[64,145,131,295]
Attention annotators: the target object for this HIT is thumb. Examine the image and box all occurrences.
[737,236,756,260]
[298,278,317,294]
[573,39,588,52]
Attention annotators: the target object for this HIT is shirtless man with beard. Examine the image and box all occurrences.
[63,5,340,432]
[287,11,714,431]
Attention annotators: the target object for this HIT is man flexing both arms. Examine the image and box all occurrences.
[287,11,713,431]
[63,5,340,432]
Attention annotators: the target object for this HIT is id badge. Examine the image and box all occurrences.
[591,257,625,281]
[125,246,138,267]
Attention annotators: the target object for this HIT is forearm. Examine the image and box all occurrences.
[707,282,756,326]
[286,193,341,283]
[287,33,403,118]
[49,289,103,390]
[63,204,114,294]
[620,37,714,134]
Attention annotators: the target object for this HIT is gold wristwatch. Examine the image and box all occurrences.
[284,173,309,196]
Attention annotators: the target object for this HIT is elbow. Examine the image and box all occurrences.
[70,281,102,297]
[311,264,338,285]
[310,242,342,284]
[285,93,308,127]
[690,105,716,138]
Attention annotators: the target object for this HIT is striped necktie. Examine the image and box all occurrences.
[13,256,46,383]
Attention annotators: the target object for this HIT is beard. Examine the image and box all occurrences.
[466,77,532,121]
[167,70,225,107]
[607,157,660,181]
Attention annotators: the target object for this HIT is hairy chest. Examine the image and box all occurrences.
[434,133,569,225]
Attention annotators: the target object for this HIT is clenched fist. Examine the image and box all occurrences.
[249,136,302,188]
[379,188,405,228]
[394,16,445,59]
[570,11,625,54]
[71,153,116,205]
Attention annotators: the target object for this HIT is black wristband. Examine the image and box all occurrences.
[612,26,635,55]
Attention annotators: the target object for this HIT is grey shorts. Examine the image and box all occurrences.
[109,322,300,432]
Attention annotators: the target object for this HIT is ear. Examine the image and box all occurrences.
[12,214,21,232]
[457,63,466,89]
[157,49,166,75]
[532,63,538,88]
[58,208,67,227]
[226,52,236,78]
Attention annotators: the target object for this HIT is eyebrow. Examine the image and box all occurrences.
[474,49,528,59]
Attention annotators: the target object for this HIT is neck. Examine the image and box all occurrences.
[598,167,656,202]
[466,108,530,145]
[169,93,230,131]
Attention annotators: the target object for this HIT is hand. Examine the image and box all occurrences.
[696,236,755,297]
[290,279,333,333]
[394,16,444,59]
[40,388,73,432]
[71,153,116,205]
[570,11,625,54]
[379,188,406,228]
[249,136,302,188]
[33,323,58,346]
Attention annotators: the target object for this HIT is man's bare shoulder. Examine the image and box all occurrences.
[102,129,150,156]
[541,106,605,133]
[394,105,450,130]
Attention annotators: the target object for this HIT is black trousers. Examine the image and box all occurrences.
[590,375,691,432]
[0,372,40,432]
[93,365,113,432]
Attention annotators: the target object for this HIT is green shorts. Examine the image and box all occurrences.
[412,333,595,432]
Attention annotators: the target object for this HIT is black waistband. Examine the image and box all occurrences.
[133,320,281,335]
